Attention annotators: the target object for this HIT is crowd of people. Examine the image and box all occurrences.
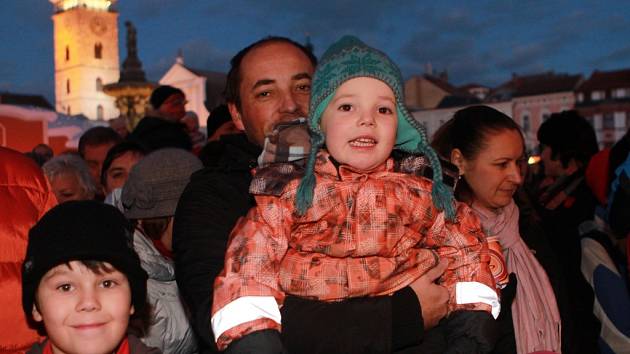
[1,34,628,354]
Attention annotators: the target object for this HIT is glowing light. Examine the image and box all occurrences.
[54,0,113,11]
[528,156,541,165]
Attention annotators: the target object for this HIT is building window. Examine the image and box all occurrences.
[67,106,71,115]
[96,77,103,91]
[577,92,584,103]
[95,43,102,59]
[97,105,104,120]
[603,114,615,129]
[592,91,605,101]
[522,114,530,132]
[65,45,70,61]
[613,88,628,99]
[66,79,70,94]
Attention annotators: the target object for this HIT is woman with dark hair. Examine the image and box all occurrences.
[101,141,148,196]
[431,105,575,354]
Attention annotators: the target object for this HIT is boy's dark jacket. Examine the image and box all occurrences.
[27,335,162,354]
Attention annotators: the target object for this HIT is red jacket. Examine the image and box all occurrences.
[212,152,497,350]
[0,147,57,354]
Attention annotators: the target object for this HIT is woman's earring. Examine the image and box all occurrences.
[453,174,462,191]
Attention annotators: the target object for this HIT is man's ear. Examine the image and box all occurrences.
[32,303,43,322]
[450,148,466,175]
[227,102,245,131]
[129,304,135,316]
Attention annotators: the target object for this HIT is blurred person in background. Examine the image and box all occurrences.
[78,126,122,199]
[0,147,57,353]
[42,154,96,203]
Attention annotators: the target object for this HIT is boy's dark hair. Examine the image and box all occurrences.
[138,217,171,241]
[224,36,317,109]
[78,126,122,157]
[206,104,232,138]
[537,110,599,169]
[22,201,148,320]
[100,141,148,188]
[432,105,523,203]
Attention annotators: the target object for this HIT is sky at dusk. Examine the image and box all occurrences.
[1,0,629,104]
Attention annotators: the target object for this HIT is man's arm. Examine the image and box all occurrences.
[173,168,254,351]
[280,261,449,353]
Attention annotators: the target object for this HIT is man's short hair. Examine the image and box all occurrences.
[78,126,122,157]
[537,110,599,168]
[224,36,317,109]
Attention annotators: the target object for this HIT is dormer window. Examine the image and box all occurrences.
[96,77,103,91]
[65,46,70,61]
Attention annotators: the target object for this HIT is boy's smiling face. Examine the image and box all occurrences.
[32,261,134,354]
[321,77,398,171]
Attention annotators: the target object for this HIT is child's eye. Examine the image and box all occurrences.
[57,283,73,292]
[101,280,118,289]
[338,104,352,112]
[378,107,393,114]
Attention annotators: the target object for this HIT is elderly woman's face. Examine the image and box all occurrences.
[50,172,92,203]
[105,151,143,194]
[456,129,525,210]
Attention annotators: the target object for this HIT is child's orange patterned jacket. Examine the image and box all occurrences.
[211,151,498,350]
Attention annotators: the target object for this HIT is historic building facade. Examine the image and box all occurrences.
[50,0,119,120]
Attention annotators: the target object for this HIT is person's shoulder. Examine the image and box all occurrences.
[128,334,163,354]
[250,162,305,197]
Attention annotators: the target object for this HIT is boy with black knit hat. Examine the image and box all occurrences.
[212,36,499,353]
[22,200,160,354]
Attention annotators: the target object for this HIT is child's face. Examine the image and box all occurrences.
[32,261,134,354]
[321,77,397,171]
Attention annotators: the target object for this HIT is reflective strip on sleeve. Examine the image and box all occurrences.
[456,281,501,319]
[211,296,282,342]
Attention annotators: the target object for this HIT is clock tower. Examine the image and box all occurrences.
[50,0,119,120]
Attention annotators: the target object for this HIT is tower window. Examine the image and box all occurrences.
[96,78,103,91]
[97,105,104,120]
[66,79,70,94]
[95,43,102,59]
[65,46,70,61]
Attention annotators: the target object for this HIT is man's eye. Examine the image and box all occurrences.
[297,84,311,92]
[338,104,352,112]
[256,91,271,98]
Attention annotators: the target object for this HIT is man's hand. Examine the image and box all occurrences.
[409,260,449,330]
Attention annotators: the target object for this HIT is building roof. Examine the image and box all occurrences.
[0,92,53,110]
[184,65,227,111]
[577,68,630,91]
[487,72,582,101]
[437,94,482,109]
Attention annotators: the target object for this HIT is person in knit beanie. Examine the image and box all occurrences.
[22,200,161,354]
[211,36,499,353]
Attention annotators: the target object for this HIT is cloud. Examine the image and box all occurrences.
[591,46,630,67]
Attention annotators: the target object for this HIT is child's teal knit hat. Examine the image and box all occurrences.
[295,35,455,219]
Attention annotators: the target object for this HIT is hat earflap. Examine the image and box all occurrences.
[295,93,333,215]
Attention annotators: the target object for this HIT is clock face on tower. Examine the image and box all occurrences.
[90,16,107,36]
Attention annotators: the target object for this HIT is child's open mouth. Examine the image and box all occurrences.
[349,137,377,147]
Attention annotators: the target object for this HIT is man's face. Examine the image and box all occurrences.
[83,143,115,192]
[159,93,187,121]
[228,41,314,147]
[540,145,566,178]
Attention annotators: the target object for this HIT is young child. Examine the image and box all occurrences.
[212,36,499,352]
[22,200,161,354]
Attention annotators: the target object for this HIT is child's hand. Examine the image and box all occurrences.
[409,260,449,329]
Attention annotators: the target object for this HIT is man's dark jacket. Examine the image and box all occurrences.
[173,134,424,354]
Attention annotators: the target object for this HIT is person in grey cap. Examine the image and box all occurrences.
[122,148,202,353]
